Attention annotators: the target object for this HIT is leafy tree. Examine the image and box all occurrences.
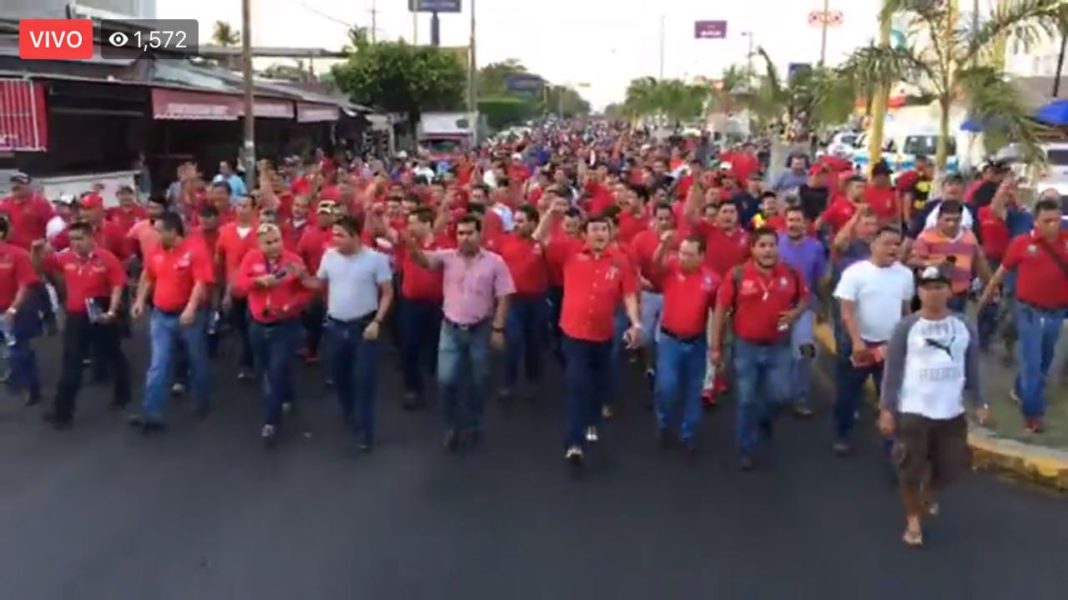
[478,96,538,129]
[211,21,240,47]
[622,77,708,122]
[332,36,467,133]
[850,0,1068,169]
[478,59,532,97]
[546,85,592,118]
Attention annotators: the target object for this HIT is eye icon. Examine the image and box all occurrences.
[108,31,129,47]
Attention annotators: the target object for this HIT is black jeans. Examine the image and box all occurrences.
[303,297,326,355]
[53,313,131,420]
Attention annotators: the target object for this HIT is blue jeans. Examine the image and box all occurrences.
[790,309,815,408]
[399,299,442,397]
[2,309,41,400]
[326,317,380,440]
[607,307,629,406]
[562,335,613,448]
[438,319,492,432]
[504,295,547,388]
[249,319,301,427]
[141,309,211,421]
[654,333,707,441]
[1014,303,1067,418]
[640,291,664,348]
[733,339,793,455]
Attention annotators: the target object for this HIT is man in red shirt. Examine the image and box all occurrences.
[105,185,148,235]
[216,195,259,378]
[817,175,868,236]
[398,206,449,410]
[71,193,130,260]
[711,227,808,470]
[234,223,312,445]
[558,215,642,467]
[544,204,583,366]
[297,200,339,362]
[129,212,215,432]
[699,202,750,277]
[651,232,718,453]
[866,163,901,226]
[0,217,42,405]
[33,222,130,428]
[629,202,678,386]
[978,198,1068,433]
[0,172,54,250]
[495,205,549,401]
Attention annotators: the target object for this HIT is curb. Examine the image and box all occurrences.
[812,322,1068,491]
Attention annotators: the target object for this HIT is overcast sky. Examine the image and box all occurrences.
[159,0,887,109]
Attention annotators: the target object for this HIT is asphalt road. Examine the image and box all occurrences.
[0,328,1065,600]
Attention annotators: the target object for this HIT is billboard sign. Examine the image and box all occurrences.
[787,63,812,80]
[505,73,544,95]
[409,0,462,13]
[694,20,727,39]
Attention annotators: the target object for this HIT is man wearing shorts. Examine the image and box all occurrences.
[879,264,989,547]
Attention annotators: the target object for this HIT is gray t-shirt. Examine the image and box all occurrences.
[316,247,392,321]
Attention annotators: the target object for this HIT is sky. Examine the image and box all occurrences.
[158,0,888,109]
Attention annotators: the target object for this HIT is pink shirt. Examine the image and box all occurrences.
[127,219,161,258]
[428,248,515,325]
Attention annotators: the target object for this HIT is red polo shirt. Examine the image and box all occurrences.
[0,195,54,249]
[629,229,677,292]
[400,233,452,301]
[234,249,312,322]
[546,234,583,288]
[106,205,147,234]
[297,224,334,274]
[865,184,899,223]
[820,197,859,235]
[660,258,719,338]
[1003,231,1068,309]
[715,260,807,344]
[496,233,549,296]
[145,238,216,313]
[977,206,1011,262]
[216,222,259,298]
[0,242,38,310]
[616,211,648,246]
[44,248,126,315]
[700,225,750,277]
[560,245,638,342]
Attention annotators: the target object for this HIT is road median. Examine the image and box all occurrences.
[812,322,1068,491]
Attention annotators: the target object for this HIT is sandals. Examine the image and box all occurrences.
[902,528,924,548]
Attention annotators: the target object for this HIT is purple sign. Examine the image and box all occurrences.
[694,20,728,39]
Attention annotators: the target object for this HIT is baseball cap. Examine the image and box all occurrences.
[917,264,952,286]
[9,172,30,184]
[117,184,136,194]
[316,199,338,214]
[54,193,76,205]
[79,193,104,210]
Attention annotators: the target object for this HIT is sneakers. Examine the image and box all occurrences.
[170,382,186,396]
[261,424,277,446]
[601,404,614,419]
[565,445,584,466]
[832,441,852,457]
[585,426,599,444]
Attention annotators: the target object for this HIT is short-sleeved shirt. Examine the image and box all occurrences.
[715,261,807,344]
[426,248,515,325]
[145,238,216,313]
[0,242,38,309]
[833,260,915,343]
[44,248,126,315]
[660,258,718,338]
[560,245,638,342]
[1002,231,1068,310]
[316,247,393,321]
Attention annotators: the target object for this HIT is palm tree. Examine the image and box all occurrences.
[211,20,241,48]
[622,78,709,123]
[853,0,1068,170]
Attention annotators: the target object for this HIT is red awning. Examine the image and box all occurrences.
[297,103,339,123]
[152,88,240,121]
[241,98,294,119]
[0,79,48,152]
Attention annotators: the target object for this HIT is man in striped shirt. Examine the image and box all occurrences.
[908,200,991,313]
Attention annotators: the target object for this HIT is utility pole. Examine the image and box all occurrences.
[468,0,478,129]
[241,0,255,188]
[818,0,829,65]
[431,12,441,46]
[868,13,892,173]
[1054,31,1067,97]
[371,0,378,43]
[658,15,666,79]
[741,31,754,84]
[413,9,418,44]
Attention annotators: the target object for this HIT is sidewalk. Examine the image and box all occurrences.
[813,323,1068,491]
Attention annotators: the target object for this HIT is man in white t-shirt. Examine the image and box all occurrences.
[45,194,76,246]
[831,225,914,455]
[879,264,987,548]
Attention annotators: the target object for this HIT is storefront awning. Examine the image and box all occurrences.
[151,88,297,121]
[152,88,240,121]
[0,78,48,152]
[297,102,339,123]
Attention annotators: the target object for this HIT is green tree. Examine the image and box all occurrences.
[478,59,531,97]
[477,96,538,129]
[211,20,240,47]
[622,78,708,122]
[332,36,467,133]
[851,0,1068,169]
[545,85,592,118]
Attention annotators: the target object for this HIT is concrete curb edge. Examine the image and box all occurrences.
[812,322,1068,491]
